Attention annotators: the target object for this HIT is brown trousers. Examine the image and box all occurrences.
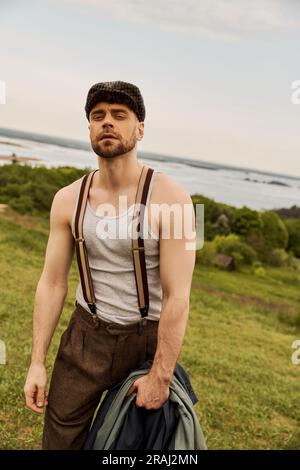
[42,302,159,450]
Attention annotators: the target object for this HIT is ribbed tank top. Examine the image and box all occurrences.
[71,170,163,324]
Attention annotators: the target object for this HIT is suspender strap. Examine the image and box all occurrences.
[74,170,98,316]
[73,165,155,319]
[132,166,154,318]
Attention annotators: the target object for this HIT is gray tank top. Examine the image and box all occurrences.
[71,171,163,324]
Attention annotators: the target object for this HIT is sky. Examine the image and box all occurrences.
[0,0,300,176]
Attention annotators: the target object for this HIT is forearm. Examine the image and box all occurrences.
[148,295,189,384]
[30,279,68,364]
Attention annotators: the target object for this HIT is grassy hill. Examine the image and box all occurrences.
[0,208,300,449]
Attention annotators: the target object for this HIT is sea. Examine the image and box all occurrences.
[1,127,300,211]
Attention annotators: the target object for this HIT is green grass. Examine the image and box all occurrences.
[0,213,300,449]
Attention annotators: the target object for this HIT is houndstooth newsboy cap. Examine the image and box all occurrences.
[85,80,146,122]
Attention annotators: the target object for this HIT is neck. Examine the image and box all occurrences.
[96,154,144,192]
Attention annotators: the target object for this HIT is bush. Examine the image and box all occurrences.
[245,212,289,264]
[10,195,34,214]
[244,232,268,261]
[284,218,300,258]
[286,255,300,270]
[231,206,262,237]
[192,194,222,224]
[204,221,215,241]
[192,195,233,240]
[252,260,263,269]
[260,210,289,250]
[268,248,289,267]
[254,267,266,278]
[212,213,231,236]
[0,164,88,217]
[213,233,257,267]
[230,251,244,268]
[196,240,216,266]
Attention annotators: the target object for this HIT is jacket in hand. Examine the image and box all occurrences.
[84,360,207,450]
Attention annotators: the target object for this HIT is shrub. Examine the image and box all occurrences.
[244,232,269,261]
[260,210,289,250]
[268,248,289,267]
[192,194,222,224]
[10,195,34,214]
[0,164,88,217]
[230,251,244,269]
[212,213,231,236]
[284,218,300,258]
[254,267,266,278]
[252,260,263,269]
[231,206,262,237]
[192,195,233,240]
[213,233,257,267]
[286,255,300,270]
[204,221,215,241]
[196,240,216,266]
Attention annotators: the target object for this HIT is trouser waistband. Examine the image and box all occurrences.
[74,300,159,335]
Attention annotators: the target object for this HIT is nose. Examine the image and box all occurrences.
[101,123,114,136]
[101,112,114,129]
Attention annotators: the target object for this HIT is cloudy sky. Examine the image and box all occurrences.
[1,0,300,176]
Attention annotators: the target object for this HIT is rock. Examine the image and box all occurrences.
[212,253,235,270]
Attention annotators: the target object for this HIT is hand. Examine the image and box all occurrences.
[126,374,170,410]
[24,362,48,414]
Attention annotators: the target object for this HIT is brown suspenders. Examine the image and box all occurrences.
[74,165,155,321]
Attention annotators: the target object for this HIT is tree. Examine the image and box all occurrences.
[260,210,288,250]
[231,206,262,237]
[283,218,300,258]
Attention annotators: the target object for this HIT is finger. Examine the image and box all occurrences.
[24,385,37,408]
[25,392,45,413]
[135,395,144,408]
[126,383,137,397]
[126,385,134,397]
[36,387,46,409]
[24,383,47,413]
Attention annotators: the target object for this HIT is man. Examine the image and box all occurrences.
[23,81,196,449]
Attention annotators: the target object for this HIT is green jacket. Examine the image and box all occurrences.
[88,364,207,450]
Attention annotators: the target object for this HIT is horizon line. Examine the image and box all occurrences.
[0,126,299,182]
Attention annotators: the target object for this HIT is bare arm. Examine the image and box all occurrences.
[148,182,196,384]
[24,187,75,413]
[127,180,196,410]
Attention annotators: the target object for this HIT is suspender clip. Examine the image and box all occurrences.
[87,302,97,314]
[139,305,149,317]
[88,303,99,325]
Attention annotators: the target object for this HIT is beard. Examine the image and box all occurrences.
[91,130,137,158]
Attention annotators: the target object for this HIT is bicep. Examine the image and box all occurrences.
[39,189,75,289]
[159,192,196,301]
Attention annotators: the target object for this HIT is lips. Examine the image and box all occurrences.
[101,134,117,140]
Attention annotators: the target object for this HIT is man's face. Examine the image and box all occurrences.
[88,102,144,158]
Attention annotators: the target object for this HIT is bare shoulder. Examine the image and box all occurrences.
[149,171,194,238]
[151,171,192,205]
[50,175,84,228]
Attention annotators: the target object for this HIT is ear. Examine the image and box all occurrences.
[137,121,144,140]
